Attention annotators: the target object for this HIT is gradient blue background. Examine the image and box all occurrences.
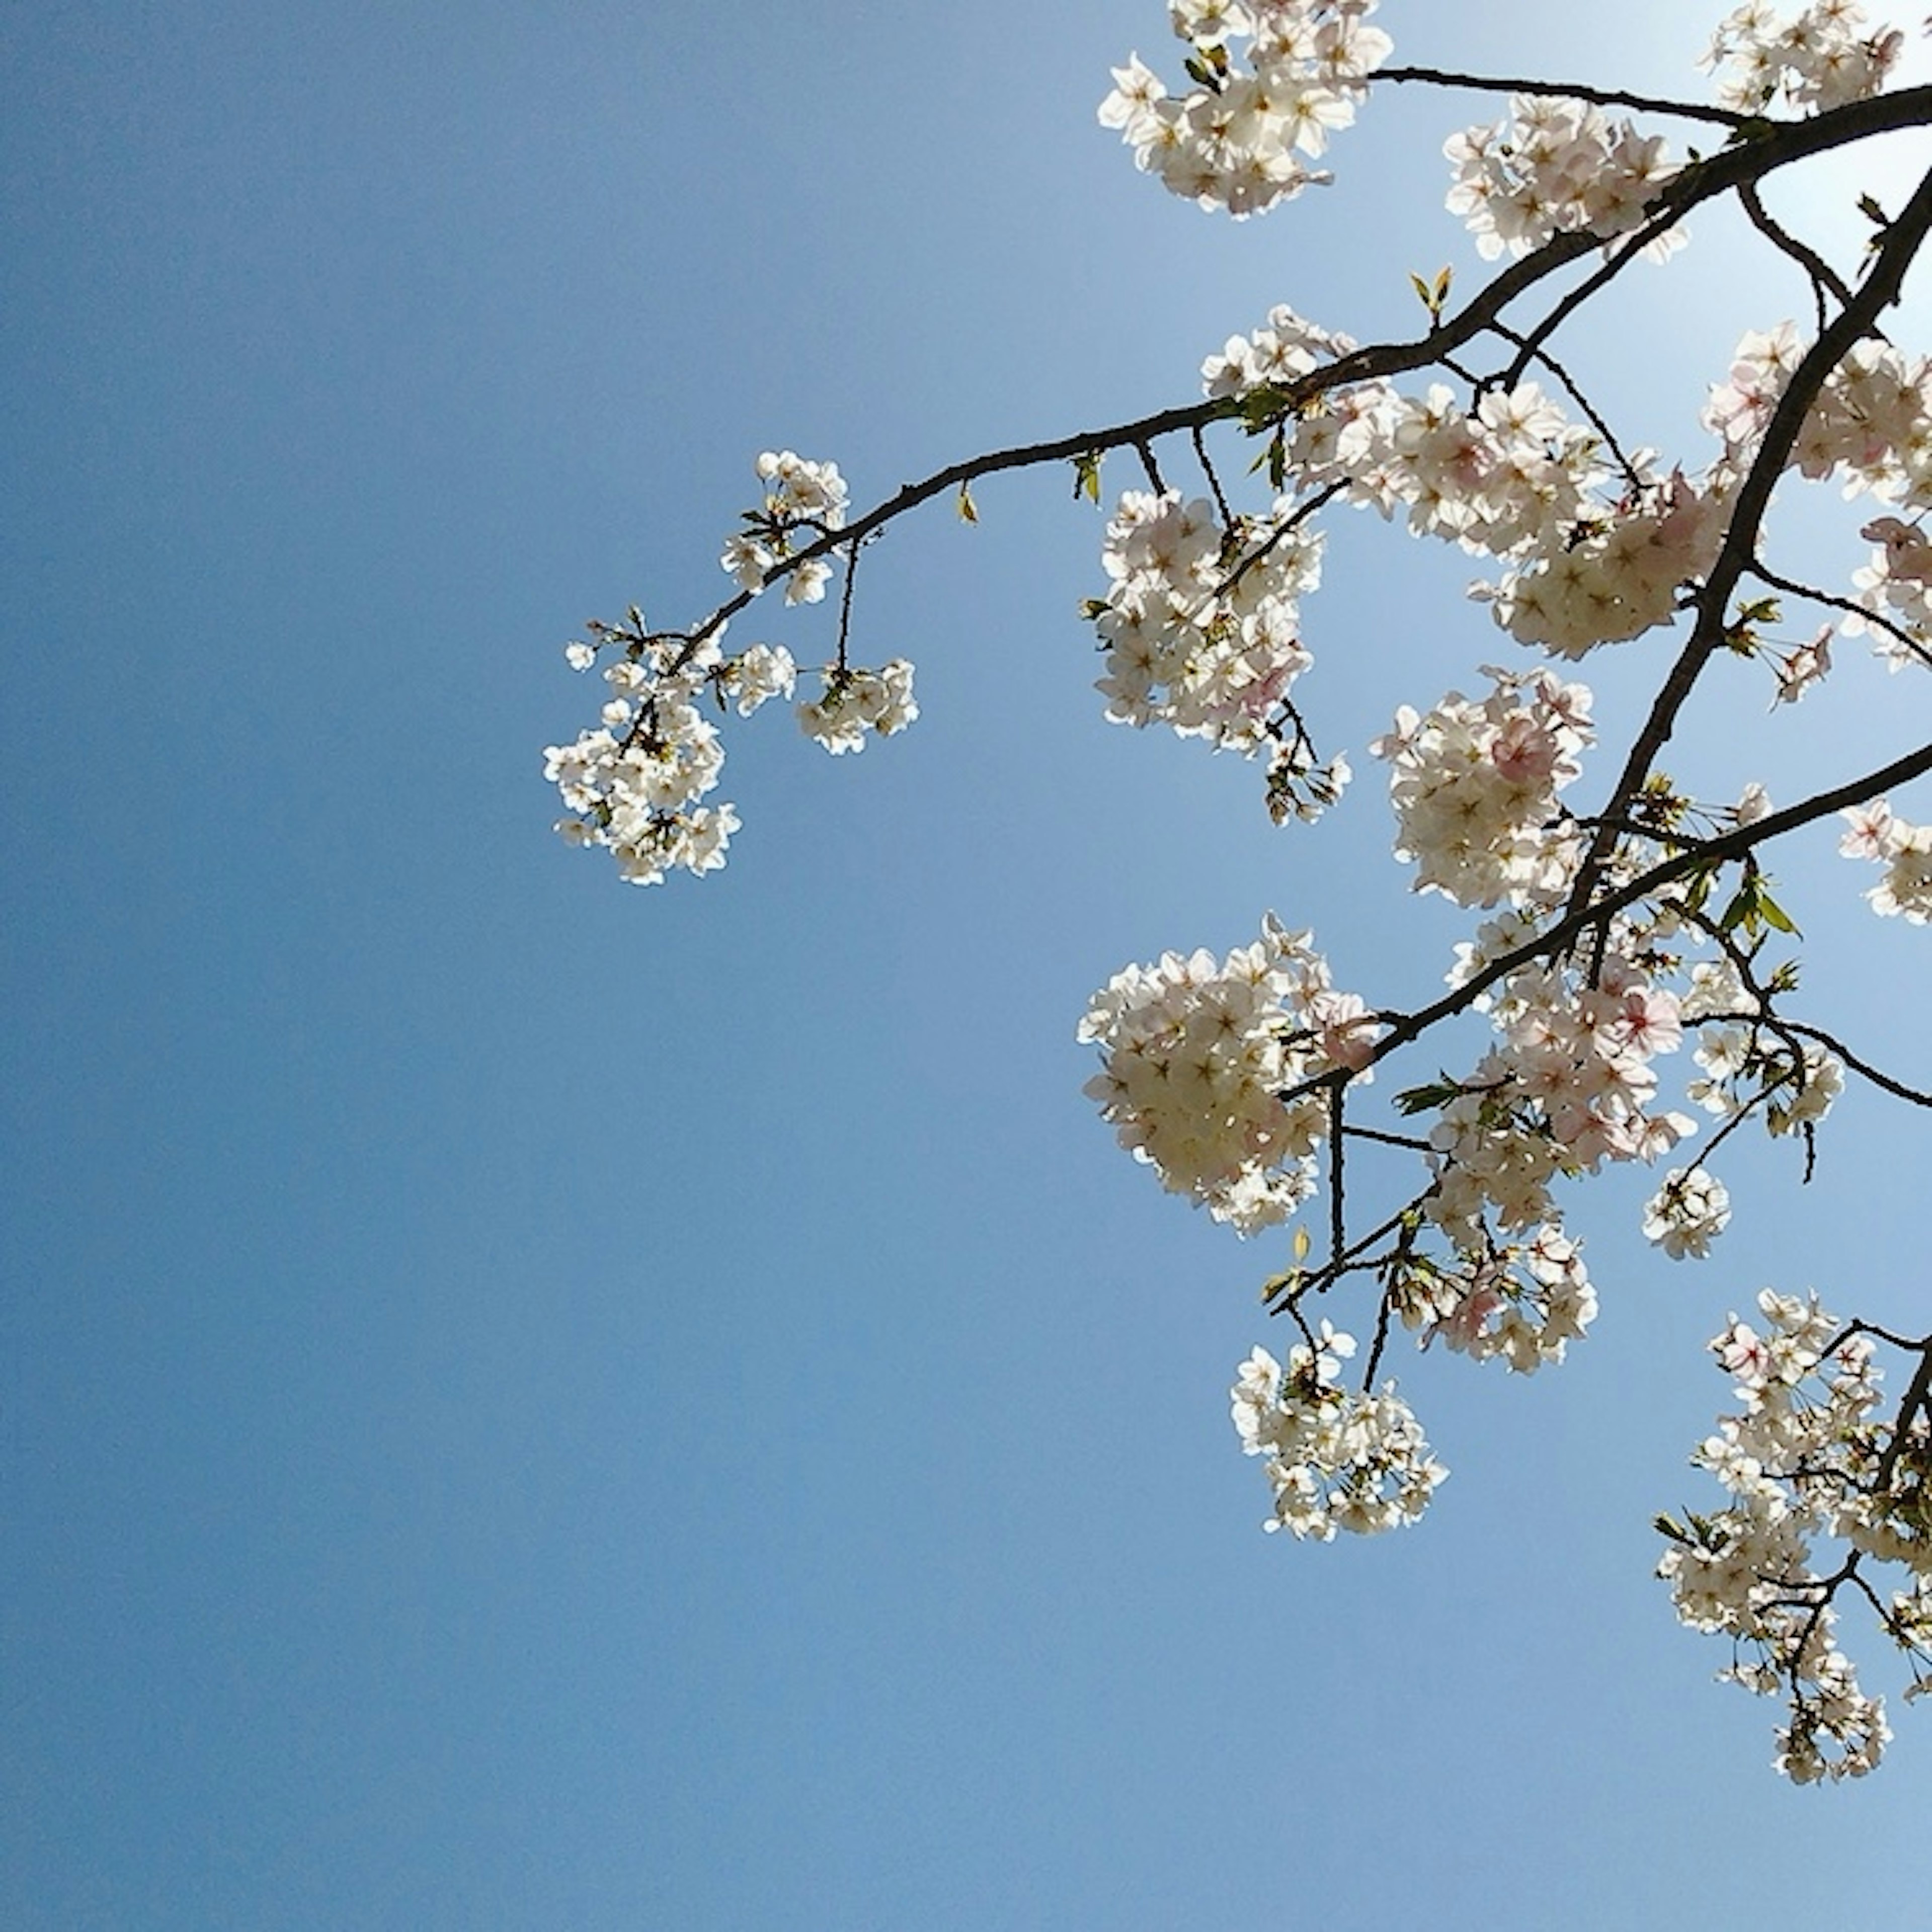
[6,3,1931,1925]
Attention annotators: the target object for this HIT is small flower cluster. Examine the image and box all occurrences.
[1204,313,1731,660]
[1480,473,1729,658]
[1658,1290,1932,1781]
[1092,488,1326,755]
[1642,1166,1734,1258]
[1284,376,1606,558]
[1078,917,1375,1234]
[1097,0,1393,218]
[1401,1224,1599,1373]
[1370,666,1593,908]
[795,660,919,754]
[1703,2,1904,115]
[1840,798,1932,921]
[1706,327,1932,509]
[1425,946,1696,1249]
[1853,515,1932,662]
[1200,300,1355,397]
[1231,1330,1447,1538]
[719,450,850,603]
[1443,95,1681,262]
[547,456,919,885]
[544,623,741,886]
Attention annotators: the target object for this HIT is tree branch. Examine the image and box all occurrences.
[1568,155,1932,932]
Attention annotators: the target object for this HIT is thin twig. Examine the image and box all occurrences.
[1376,65,1750,128]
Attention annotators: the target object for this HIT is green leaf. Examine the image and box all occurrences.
[1073,451,1103,505]
[1717,880,1759,935]
[1755,886,1801,937]
[957,481,979,524]
[1394,1077,1461,1118]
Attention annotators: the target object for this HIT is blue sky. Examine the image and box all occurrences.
[6,3,1931,1925]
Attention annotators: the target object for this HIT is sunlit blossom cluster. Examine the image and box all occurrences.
[1840,798,1932,919]
[543,626,740,886]
[1231,1331,1447,1538]
[1370,666,1593,908]
[1097,0,1392,217]
[1659,1289,1932,1780]
[1642,1166,1734,1258]
[1426,946,1697,1243]
[1443,95,1682,262]
[1703,1,1904,113]
[1853,515,1932,662]
[1481,472,1729,657]
[1077,917,1375,1233]
[719,450,850,603]
[1092,488,1326,756]
[546,455,918,883]
[1403,1224,1599,1373]
[795,660,919,754]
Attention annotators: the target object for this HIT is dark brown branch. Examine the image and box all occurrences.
[1277,734,1932,1105]
[1777,1020,1932,1109]
[1499,203,1688,389]
[1568,156,1932,932]
[1738,180,1857,324]
[656,88,1932,669]
[1375,65,1749,128]
[1746,558,1932,671]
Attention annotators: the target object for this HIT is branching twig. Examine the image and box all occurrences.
[1569,157,1932,932]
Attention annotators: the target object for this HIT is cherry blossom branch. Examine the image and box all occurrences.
[661,87,1932,670]
[1776,1020,1932,1108]
[1570,156,1932,929]
[1484,324,1645,487]
[1192,424,1234,526]
[1497,204,1689,391]
[1744,558,1932,670]
[1374,64,1751,128]
[1278,733,1932,1107]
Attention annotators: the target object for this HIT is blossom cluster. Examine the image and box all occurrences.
[1425,946,1697,1249]
[1443,95,1681,262]
[795,660,919,754]
[1097,0,1392,217]
[1194,307,1742,663]
[1092,488,1326,754]
[1703,2,1904,114]
[1231,1330,1447,1538]
[1077,917,1375,1234]
[1840,798,1932,920]
[1480,472,1729,658]
[1398,1224,1599,1373]
[1854,515,1932,663]
[1641,1166,1734,1259]
[1370,666,1593,907]
[1707,326,1932,511]
[543,625,741,886]
[1659,1290,1932,1780]
[719,450,849,603]
[545,455,918,884]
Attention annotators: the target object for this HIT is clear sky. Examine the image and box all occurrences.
[6,3,1931,1926]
